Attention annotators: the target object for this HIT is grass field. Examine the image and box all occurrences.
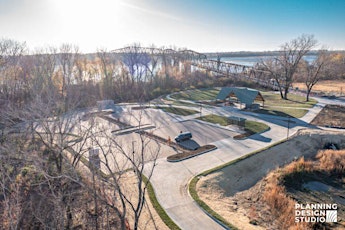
[197,114,269,134]
[257,92,318,118]
[244,120,270,134]
[157,106,199,116]
[170,88,220,101]
[171,88,318,118]
[261,92,317,108]
[171,100,199,107]
[256,108,309,118]
[197,114,229,126]
[293,80,345,95]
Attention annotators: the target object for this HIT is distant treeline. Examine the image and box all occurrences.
[205,50,345,58]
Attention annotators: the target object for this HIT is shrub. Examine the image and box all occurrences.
[316,149,345,174]
[263,150,345,230]
[263,175,296,228]
[263,173,310,230]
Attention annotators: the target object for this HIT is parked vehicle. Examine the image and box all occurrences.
[175,132,192,142]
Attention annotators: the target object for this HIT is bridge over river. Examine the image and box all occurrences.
[113,46,278,90]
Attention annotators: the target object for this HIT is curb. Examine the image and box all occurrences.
[111,125,156,135]
[167,146,218,162]
[233,127,271,140]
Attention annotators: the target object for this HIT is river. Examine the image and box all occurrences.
[212,55,318,67]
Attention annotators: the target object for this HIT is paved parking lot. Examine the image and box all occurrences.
[152,120,236,146]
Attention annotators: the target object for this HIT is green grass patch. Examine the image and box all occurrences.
[253,92,317,118]
[256,107,309,118]
[171,100,199,107]
[157,106,199,116]
[171,88,220,101]
[143,176,181,230]
[245,120,270,134]
[261,92,317,108]
[197,114,229,126]
[197,115,269,135]
[189,177,238,230]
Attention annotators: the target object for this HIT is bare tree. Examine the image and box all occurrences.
[299,50,331,101]
[57,44,80,111]
[0,127,97,229]
[85,109,160,230]
[0,139,26,230]
[30,47,59,101]
[260,34,317,99]
[122,44,151,100]
[328,52,345,80]
[0,38,27,104]
[96,49,118,100]
[13,92,96,228]
[145,44,159,83]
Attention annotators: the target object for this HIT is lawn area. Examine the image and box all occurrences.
[261,92,317,108]
[171,88,220,101]
[197,114,229,126]
[157,106,199,116]
[171,100,199,107]
[255,92,318,118]
[244,120,270,134]
[197,114,269,135]
[256,107,309,118]
[169,89,317,118]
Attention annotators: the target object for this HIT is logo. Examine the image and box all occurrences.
[326,210,337,222]
[295,203,337,223]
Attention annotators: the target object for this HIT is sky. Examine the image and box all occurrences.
[1,0,345,53]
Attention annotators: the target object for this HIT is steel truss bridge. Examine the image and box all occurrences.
[112,46,277,89]
[112,46,207,61]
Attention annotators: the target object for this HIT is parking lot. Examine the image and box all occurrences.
[119,107,239,148]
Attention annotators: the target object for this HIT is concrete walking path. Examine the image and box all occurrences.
[143,99,329,229]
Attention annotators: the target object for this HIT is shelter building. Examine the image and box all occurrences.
[216,87,265,109]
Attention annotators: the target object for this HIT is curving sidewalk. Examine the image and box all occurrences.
[143,98,329,229]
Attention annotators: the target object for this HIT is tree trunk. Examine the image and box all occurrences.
[283,86,289,100]
[66,204,72,229]
[306,88,311,102]
[279,89,284,99]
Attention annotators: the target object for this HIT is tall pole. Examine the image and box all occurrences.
[287,116,290,140]
[200,104,202,118]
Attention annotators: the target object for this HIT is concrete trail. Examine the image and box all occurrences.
[143,98,328,229]
[143,94,345,229]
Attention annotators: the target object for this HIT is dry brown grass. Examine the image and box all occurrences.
[294,80,345,95]
[316,149,345,174]
[283,157,314,175]
[196,131,345,229]
[262,151,345,230]
[263,158,312,230]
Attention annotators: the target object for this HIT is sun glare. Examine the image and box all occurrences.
[47,0,127,51]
